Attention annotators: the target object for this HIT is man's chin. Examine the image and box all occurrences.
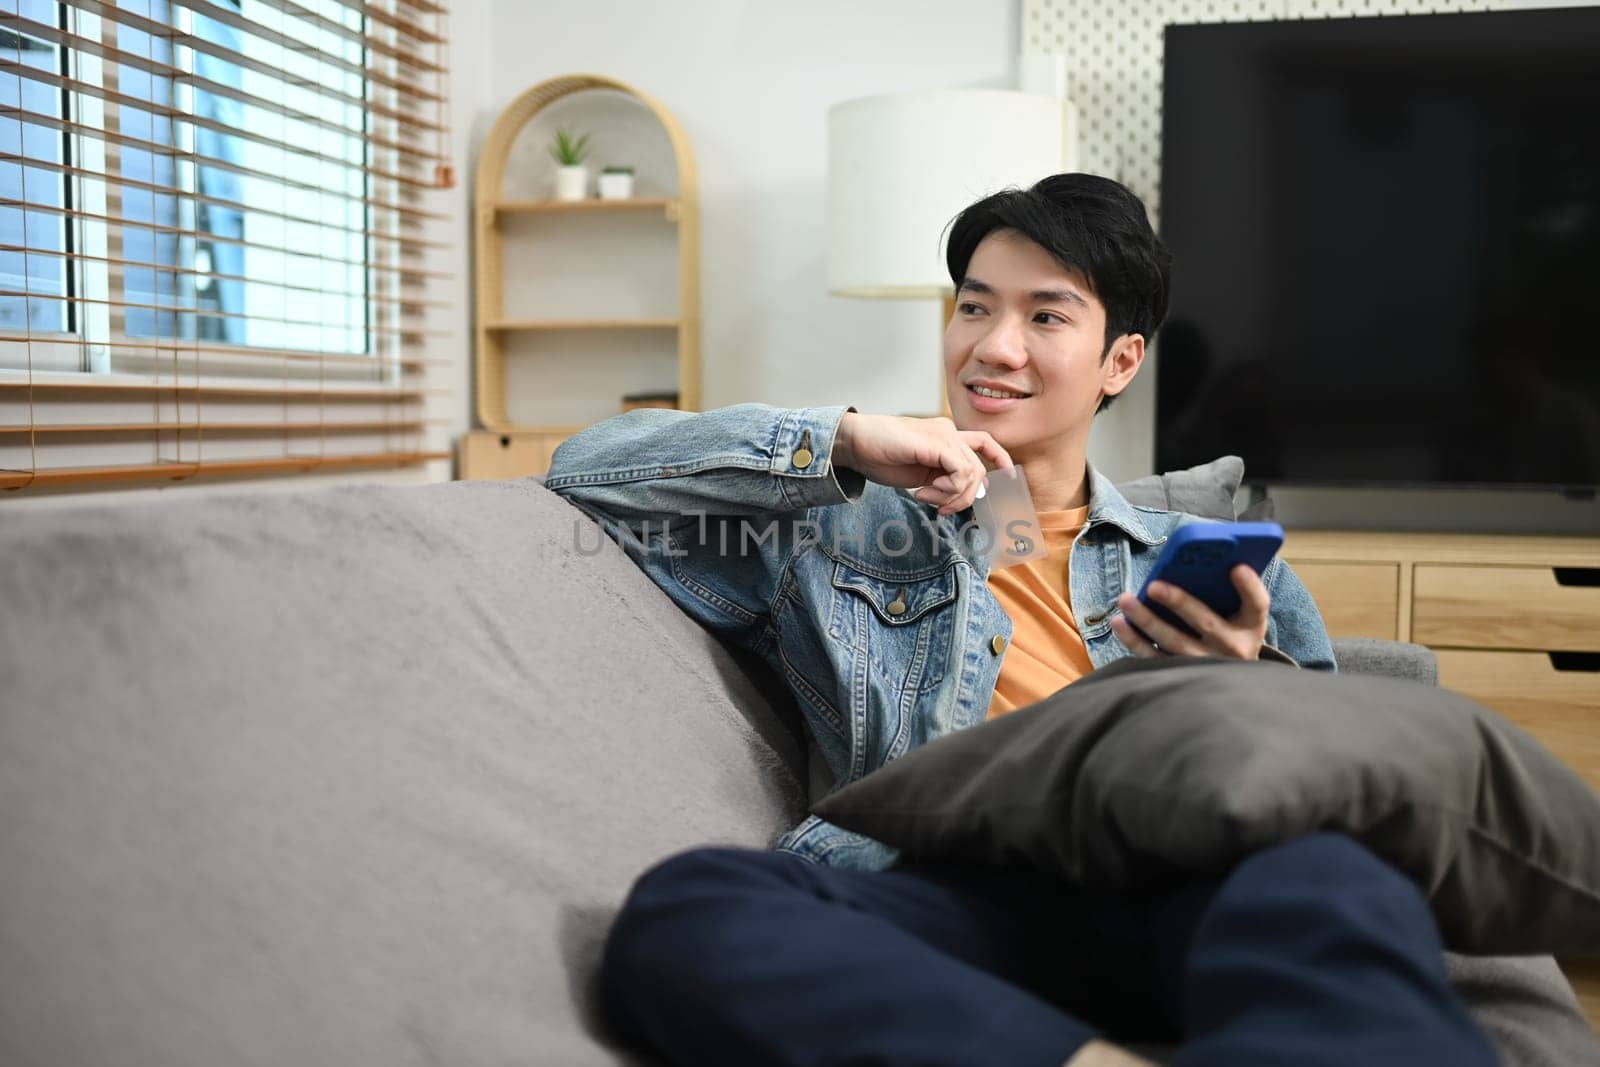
[963,418,1030,454]
[948,401,1040,452]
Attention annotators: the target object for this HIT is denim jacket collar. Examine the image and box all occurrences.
[1083,462,1166,547]
[953,461,1164,573]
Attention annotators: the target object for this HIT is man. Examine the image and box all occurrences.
[543,174,1493,1066]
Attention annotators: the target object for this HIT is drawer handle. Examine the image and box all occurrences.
[1553,567,1600,588]
[1549,652,1600,673]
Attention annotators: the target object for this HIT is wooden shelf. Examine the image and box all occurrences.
[474,74,700,435]
[492,196,677,218]
[484,317,679,332]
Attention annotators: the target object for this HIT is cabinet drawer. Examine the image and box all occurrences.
[457,430,574,480]
[1559,959,1600,1034]
[1283,561,1399,640]
[1414,565,1600,651]
[1436,650,1600,790]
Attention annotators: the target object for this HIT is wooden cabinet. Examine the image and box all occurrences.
[1290,561,1401,640]
[457,428,581,482]
[1433,650,1600,787]
[1569,959,1600,1030]
[463,74,700,480]
[1284,531,1600,1022]
[1285,531,1600,772]
[1414,564,1600,652]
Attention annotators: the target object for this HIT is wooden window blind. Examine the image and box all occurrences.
[0,0,452,492]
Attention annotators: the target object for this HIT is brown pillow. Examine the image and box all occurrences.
[814,656,1600,956]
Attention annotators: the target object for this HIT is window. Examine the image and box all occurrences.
[0,0,69,335]
[0,0,451,490]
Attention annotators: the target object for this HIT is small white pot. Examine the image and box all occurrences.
[597,171,635,200]
[553,164,588,201]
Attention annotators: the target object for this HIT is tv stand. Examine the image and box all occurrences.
[1283,529,1600,1023]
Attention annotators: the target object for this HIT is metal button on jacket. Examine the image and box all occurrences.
[792,429,814,469]
[990,634,1007,655]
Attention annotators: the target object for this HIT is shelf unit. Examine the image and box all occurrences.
[466,74,700,478]
[483,318,680,332]
[493,196,679,218]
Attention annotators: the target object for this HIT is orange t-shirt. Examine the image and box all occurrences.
[985,504,1094,719]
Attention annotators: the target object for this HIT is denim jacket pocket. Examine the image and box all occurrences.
[827,559,960,695]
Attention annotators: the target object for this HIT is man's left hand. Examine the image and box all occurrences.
[1110,564,1270,661]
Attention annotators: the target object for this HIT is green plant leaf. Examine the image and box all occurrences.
[548,128,591,166]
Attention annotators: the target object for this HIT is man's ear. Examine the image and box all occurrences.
[1100,333,1146,400]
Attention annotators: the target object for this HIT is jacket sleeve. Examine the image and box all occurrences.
[1262,558,1338,672]
[543,402,865,533]
[542,402,866,639]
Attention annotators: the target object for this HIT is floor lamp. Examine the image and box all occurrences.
[825,89,1078,417]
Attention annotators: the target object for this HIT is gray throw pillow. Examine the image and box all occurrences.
[1115,455,1244,521]
[813,656,1600,957]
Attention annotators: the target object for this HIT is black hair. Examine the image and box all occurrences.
[944,173,1172,413]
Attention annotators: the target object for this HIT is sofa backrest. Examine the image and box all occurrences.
[0,479,805,1065]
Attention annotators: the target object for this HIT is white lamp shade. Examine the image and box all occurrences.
[826,90,1076,299]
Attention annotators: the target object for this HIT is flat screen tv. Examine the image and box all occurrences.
[1157,8,1600,494]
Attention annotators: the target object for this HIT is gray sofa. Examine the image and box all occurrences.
[1,477,1594,1066]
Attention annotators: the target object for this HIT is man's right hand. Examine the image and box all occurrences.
[833,413,1013,516]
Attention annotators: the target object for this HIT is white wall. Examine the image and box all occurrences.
[473,0,1020,419]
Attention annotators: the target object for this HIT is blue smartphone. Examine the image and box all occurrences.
[1135,521,1285,637]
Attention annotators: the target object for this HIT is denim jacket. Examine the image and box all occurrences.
[544,403,1336,871]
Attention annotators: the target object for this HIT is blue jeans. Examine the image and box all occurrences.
[599,833,1497,1067]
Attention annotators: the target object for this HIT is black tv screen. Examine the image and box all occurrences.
[1157,9,1600,492]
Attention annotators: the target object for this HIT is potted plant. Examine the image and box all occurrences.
[598,165,636,200]
[547,129,591,201]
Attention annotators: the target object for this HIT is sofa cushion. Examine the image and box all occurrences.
[0,479,805,1067]
[1114,455,1244,520]
[815,655,1600,956]
[1333,636,1440,685]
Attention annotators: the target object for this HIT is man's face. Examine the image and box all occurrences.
[943,229,1132,459]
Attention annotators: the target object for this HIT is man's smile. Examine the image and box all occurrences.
[966,380,1032,412]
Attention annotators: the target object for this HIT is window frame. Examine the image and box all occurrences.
[3,0,385,379]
